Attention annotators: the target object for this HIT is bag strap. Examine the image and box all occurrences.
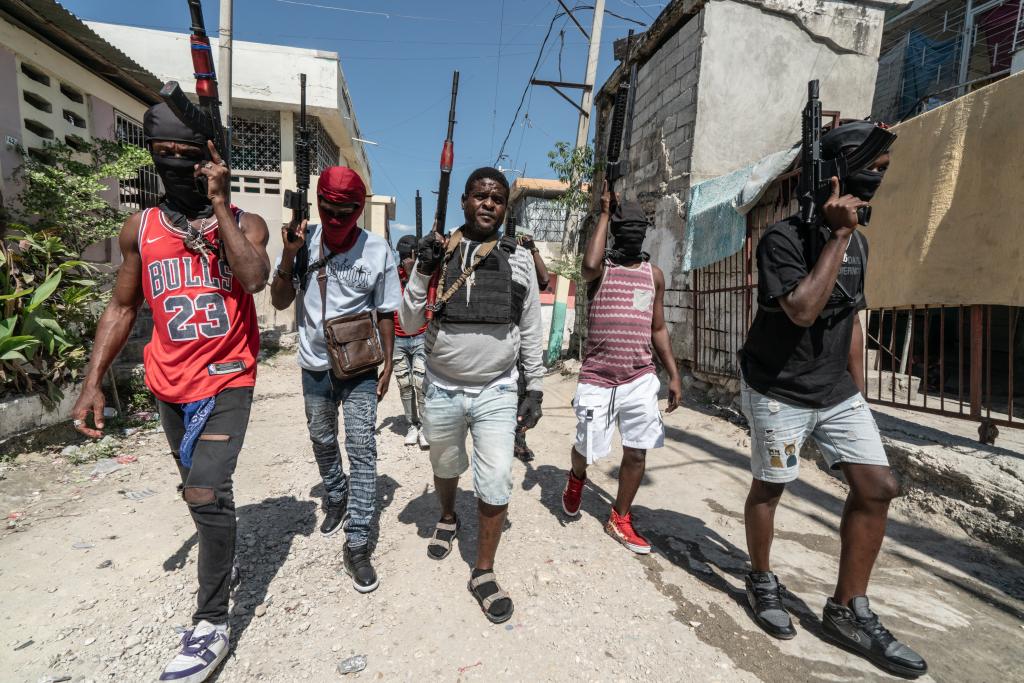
[318,239,328,326]
[430,229,499,311]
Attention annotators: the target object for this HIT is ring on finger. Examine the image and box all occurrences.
[73,419,84,427]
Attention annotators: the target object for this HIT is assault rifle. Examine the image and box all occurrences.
[160,0,229,164]
[797,79,896,228]
[434,71,460,236]
[283,73,311,243]
[415,190,423,239]
[605,30,637,204]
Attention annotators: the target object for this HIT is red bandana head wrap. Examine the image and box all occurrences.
[317,166,367,253]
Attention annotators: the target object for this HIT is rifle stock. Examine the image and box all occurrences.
[284,73,310,243]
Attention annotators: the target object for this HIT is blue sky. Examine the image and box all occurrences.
[61,0,666,242]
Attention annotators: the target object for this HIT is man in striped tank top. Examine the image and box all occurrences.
[561,186,682,554]
[71,103,270,683]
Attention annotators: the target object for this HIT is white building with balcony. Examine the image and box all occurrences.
[88,21,395,330]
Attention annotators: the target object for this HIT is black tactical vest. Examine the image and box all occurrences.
[437,244,526,325]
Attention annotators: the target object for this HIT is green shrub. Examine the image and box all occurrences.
[1,140,151,405]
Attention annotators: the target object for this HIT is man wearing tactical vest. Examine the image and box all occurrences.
[399,167,544,624]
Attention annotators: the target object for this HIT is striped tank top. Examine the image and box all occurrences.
[579,260,656,387]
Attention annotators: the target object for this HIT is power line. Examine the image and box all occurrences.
[621,0,655,22]
[492,5,588,165]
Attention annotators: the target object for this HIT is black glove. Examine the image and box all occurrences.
[516,390,543,431]
[499,233,518,255]
[517,234,536,252]
[416,233,444,275]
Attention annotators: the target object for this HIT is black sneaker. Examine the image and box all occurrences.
[745,571,796,639]
[320,494,348,537]
[343,543,379,594]
[822,596,927,678]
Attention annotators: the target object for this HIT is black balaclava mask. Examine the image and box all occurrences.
[143,103,213,218]
[396,235,417,261]
[820,120,884,202]
[608,200,651,262]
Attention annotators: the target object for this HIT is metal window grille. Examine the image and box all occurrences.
[297,115,340,174]
[115,111,161,211]
[231,108,281,172]
[513,196,567,242]
[872,0,1022,123]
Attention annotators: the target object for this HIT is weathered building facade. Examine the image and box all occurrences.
[586,0,895,365]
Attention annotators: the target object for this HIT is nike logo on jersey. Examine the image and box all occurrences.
[146,235,164,244]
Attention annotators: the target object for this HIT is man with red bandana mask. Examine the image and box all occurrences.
[271,166,402,593]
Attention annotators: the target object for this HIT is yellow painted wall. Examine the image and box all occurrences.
[864,72,1024,308]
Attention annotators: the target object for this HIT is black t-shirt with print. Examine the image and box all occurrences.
[740,215,867,409]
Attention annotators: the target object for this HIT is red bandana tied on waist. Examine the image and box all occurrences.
[317,166,367,254]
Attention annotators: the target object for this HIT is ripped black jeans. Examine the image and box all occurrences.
[158,386,253,625]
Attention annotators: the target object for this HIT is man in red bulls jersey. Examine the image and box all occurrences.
[560,184,682,555]
[71,102,270,683]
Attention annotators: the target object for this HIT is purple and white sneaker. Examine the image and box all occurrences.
[159,620,230,683]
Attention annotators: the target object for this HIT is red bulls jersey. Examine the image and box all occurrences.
[138,206,259,403]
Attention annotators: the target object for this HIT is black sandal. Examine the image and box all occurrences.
[427,516,460,560]
[468,571,514,624]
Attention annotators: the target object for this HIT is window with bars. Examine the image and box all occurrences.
[296,114,340,174]
[115,111,161,211]
[513,196,567,243]
[231,108,281,172]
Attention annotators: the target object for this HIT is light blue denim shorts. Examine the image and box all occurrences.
[740,380,888,484]
[422,381,518,506]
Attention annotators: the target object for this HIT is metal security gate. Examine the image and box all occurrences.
[692,173,798,379]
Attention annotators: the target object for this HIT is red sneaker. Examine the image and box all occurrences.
[561,470,585,517]
[605,509,651,554]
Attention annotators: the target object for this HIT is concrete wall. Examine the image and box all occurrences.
[0,20,150,205]
[692,0,887,183]
[605,10,705,362]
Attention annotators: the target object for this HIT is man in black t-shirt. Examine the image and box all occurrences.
[738,121,927,678]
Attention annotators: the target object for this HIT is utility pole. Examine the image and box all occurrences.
[545,0,605,365]
[218,0,233,132]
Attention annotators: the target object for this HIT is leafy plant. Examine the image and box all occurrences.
[547,252,583,284]
[1,139,151,404]
[547,142,596,257]
[13,140,152,254]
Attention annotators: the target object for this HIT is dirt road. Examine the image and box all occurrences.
[2,353,1022,682]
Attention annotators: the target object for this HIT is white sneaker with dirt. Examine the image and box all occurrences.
[158,620,230,682]
[404,424,419,446]
[418,429,430,449]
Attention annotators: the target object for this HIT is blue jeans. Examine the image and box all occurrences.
[740,380,888,484]
[423,381,518,506]
[302,369,378,547]
[393,334,426,425]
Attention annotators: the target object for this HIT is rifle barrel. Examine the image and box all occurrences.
[415,190,423,239]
